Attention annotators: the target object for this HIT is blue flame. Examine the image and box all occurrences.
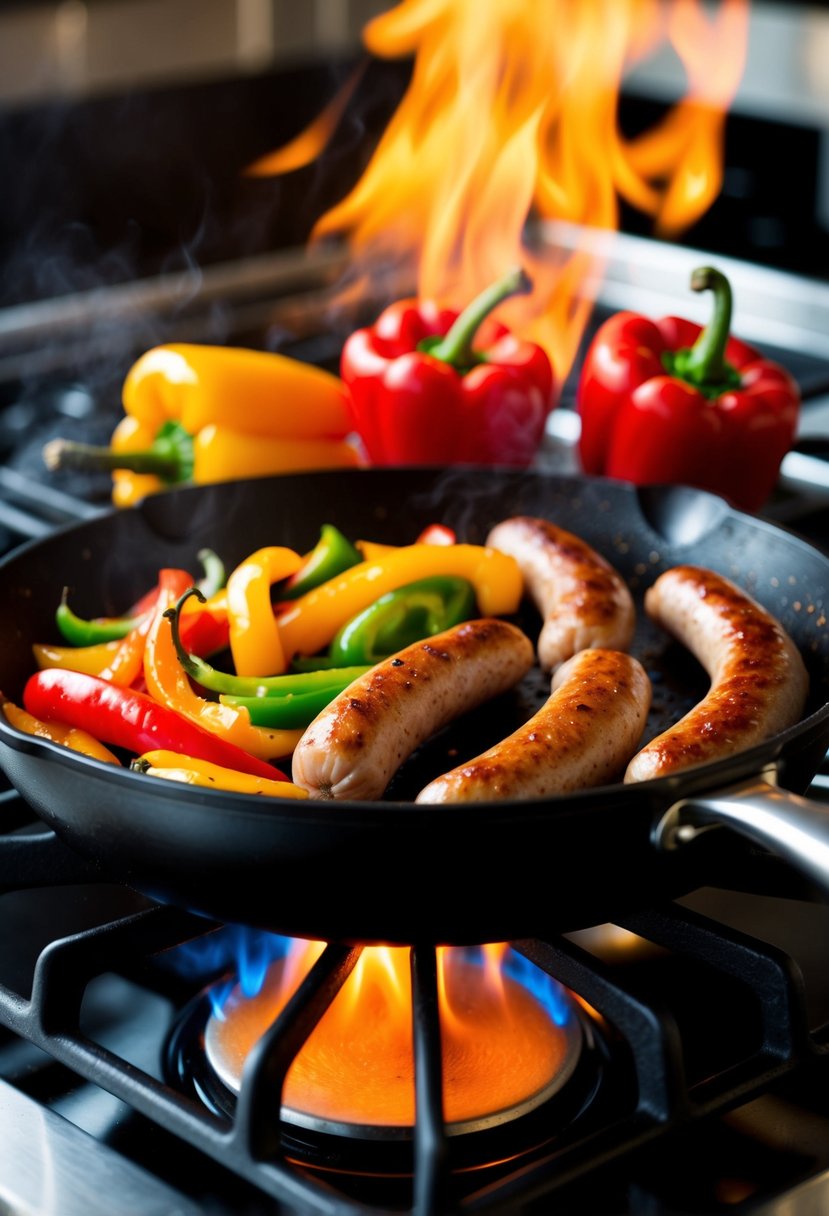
[160,925,294,1019]
[501,948,572,1027]
[163,928,573,1030]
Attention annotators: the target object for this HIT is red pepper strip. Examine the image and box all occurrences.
[178,606,229,657]
[341,268,555,466]
[576,267,800,513]
[416,523,456,546]
[23,669,286,780]
[98,569,193,687]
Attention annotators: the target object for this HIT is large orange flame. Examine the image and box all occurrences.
[208,942,577,1129]
[257,0,748,381]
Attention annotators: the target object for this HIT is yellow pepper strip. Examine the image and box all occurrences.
[356,539,398,561]
[226,546,303,677]
[277,544,523,660]
[33,639,122,676]
[135,750,308,798]
[1,697,121,765]
[193,426,361,482]
[143,583,302,762]
[123,344,352,439]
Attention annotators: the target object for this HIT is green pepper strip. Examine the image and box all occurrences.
[56,549,224,647]
[328,576,476,666]
[220,679,362,728]
[279,524,362,601]
[165,587,369,696]
[196,548,225,597]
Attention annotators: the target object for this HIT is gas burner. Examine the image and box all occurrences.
[165,941,607,1176]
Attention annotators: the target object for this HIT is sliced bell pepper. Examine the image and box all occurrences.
[33,639,123,677]
[577,266,800,512]
[55,549,224,647]
[225,546,303,677]
[166,587,370,696]
[23,669,284,780]
[276,542,522,660]
[42,343,357,507]
[341,267,555,465]
[90,568,193,688]
[280,525,362,600]
[219,682,360,729]
[132,751,307,798]
[143,572,302,761]
[327,576,475,665]
[1,695,121,765]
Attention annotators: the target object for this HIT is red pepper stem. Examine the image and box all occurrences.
[679,266,733,386]
[425,267,532,370]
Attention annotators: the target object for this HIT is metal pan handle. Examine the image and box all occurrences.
[654,766,829,896]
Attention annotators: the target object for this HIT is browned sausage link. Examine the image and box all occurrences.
[486,516,635,671]
[625,565,809,783]
[415,649,651,803]
[291,619,534,800]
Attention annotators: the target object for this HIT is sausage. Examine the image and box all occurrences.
[291,618,534,800]
[486,516,635,671]
[625,565,809,783]
[415,649,651,803]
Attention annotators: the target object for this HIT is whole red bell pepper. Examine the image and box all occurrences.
[341,268,555,466]
[577,267,800,513]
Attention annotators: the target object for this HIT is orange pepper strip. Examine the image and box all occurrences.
[143,575,302,762]
[1,697,121,765]
[98,568,193,686]
[226,547,303,677]
[277,544,523,660]
[33,640,122,676]
[137,750,307,799]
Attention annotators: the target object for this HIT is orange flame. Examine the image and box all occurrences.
[209,941,576,1128]
[257,0,748,381]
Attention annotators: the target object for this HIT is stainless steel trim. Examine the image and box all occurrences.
[0,1076,200,1216]
[654,771,829,898]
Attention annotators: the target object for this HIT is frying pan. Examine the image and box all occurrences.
[0,468,828,945]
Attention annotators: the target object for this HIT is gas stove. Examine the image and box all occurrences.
[1,7,829,1206]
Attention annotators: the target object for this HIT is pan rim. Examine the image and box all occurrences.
[1,699,825,824]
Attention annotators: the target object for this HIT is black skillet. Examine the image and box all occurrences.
[0,468,828,945]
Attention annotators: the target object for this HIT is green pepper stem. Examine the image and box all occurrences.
[164,587,213,685]
[43,420,194,484]
[677,266,733,386]
[423,267,532,370]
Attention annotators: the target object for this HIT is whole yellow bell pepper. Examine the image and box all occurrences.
[43,343,361,507]
[277,544,523,660]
